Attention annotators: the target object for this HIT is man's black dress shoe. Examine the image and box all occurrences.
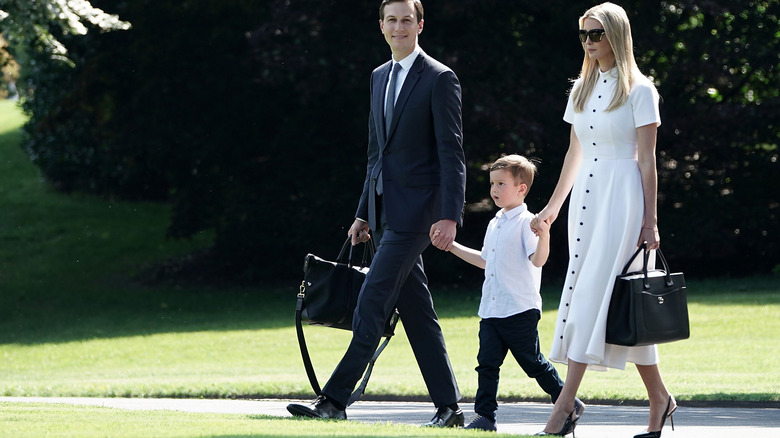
[422,406,465,427]
[286,395,347,420]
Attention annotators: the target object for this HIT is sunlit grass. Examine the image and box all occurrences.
[0,402,506,438]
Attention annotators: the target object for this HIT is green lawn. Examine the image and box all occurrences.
[1,402,485,438]
[0,99,779,437]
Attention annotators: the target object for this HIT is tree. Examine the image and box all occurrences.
[0,35,19,98]
[0,0,129,63]
[8,0,779,285]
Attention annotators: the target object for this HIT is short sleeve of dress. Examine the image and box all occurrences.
[563,92,576,125]
[630,78,661,128]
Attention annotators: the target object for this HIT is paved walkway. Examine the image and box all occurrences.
[3,397,780,437]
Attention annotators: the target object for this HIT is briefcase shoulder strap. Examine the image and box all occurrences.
[346,312,396,406]
[296,283,321,395]
[295,281,394,407]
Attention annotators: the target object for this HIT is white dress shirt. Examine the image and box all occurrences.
[478,203,543,319]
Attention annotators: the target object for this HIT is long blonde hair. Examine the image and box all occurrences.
[571,2,641,112]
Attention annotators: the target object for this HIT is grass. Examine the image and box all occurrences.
[0,99,778,435]
[2,281,778,403]
[0,402,486,438]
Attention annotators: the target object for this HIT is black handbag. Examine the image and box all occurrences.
[606,243,690,347]
[295,237,399,406]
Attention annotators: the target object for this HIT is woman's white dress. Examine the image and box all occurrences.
[549,68,661,371]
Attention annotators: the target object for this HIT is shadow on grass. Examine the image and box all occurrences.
[3,274,778,346]
[0,282,298,345]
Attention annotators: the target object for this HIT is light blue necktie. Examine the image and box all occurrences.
[378,62,402,195]
[384,62,402,134]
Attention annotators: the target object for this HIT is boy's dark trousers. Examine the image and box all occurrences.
[474,309,563,421]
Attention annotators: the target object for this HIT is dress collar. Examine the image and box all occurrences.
[598,66,619,82]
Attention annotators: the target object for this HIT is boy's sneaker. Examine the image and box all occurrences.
[464,415,497,432]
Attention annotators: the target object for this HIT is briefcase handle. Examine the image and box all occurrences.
[621,243,674,290]
[336,236,375,268]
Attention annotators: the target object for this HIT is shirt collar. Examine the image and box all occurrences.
[392,46,421,72]
[495,203,528,219]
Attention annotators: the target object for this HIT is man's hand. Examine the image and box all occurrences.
[429,219,457,251]
[348,219,371,246]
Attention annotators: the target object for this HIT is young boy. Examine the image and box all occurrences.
[437,154,574,431]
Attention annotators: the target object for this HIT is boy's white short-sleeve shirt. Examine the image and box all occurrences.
[479,203,543,319]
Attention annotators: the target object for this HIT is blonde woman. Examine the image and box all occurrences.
[533,3,676,437]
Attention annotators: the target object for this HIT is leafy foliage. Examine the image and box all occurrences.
[8,0,780,284]
[0,35,19,98]
[0,0,129,62]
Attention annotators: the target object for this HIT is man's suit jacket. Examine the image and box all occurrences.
[355,50,466,233]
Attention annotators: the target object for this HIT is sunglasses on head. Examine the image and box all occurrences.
[579,29,606,43]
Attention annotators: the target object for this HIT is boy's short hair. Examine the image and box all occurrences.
[489,154,537,190]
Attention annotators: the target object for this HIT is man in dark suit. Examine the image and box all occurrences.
[287,0,466,427]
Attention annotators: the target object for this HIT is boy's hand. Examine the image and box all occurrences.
[430,223,456,251]
[431,229,449,252]
[531,214,551,237]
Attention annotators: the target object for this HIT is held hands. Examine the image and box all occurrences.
[530,214,551,237]
[430,219,457,251]
[348,219,371,246]
[530,205,557,236]
[535,205,557,228]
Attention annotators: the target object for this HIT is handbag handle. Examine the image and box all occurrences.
[620,243,674,290]
[336,236,375,268]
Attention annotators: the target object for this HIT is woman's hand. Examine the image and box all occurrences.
[638,225,660,250]
[536,205,558,228]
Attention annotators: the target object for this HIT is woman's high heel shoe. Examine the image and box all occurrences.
[534,412,574,437]
[634,395,677,438]
[536,399,584,437]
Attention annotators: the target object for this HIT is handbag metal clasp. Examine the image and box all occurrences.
[298,281,307,298]
[657,296,664,304]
